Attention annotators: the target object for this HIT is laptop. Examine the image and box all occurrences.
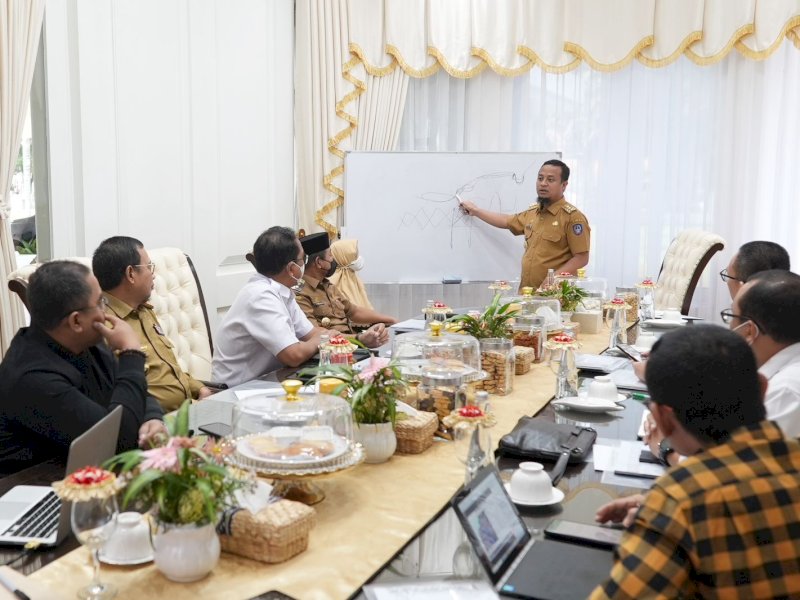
[0,407,123,547]
[452,465,614,600]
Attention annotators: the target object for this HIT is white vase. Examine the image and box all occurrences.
[152,521,220,582]
[354,422,396,464]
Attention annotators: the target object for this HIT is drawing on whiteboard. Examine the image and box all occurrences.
[399,164,536,248]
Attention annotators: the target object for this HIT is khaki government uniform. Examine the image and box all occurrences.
[295,275,356,335]
[105,294,204,410]
[507,197,591,289]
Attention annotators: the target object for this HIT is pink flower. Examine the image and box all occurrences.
[140,446,179,472]
[358,357,391,382]
[167,436,196,449]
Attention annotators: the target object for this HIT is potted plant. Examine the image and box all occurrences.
[106,401,248,582]
[304,357,408,463]
[537,279,588,319]
[449,294,519,395]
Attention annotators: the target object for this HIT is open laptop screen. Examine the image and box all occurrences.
[453,466,531,584]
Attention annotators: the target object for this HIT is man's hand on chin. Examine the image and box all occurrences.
[139,419,168,448]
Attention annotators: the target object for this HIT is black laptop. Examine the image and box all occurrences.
[452,465,614,600]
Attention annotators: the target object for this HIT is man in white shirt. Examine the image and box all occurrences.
[726,269,800,437]
[212,226,327,386]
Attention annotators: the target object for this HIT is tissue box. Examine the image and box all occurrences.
[219,499,316,563]
[570,310,602,334]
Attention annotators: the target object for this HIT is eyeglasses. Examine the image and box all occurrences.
[133,262,155,273]
[61,296,109,321]
[719,308,759,328]
[719,269,741,283]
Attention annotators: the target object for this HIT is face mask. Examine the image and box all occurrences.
[289,261,305,292]
[351,256,365,271]
[325,260,338,278]
[731,320,758,345]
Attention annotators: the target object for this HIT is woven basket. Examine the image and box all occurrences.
[219,499,316,563]
[394,411,438,454]
[514,346,535,375]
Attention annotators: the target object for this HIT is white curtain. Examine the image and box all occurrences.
[296,0,409,235]
[396,41,800,321]
[0,0,45,354]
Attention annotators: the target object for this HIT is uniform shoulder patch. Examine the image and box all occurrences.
[562,203,577,214]
[572,223,584,236]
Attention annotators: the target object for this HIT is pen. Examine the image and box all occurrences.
[613,470,658,480]
[630,392,650,402]
[0,570,31,600]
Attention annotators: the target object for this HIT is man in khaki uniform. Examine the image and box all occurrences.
[295,232,396,348]
[460,159,590,289]
[93,236,213,410]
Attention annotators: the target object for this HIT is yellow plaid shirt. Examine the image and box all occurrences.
[591,421,800,600]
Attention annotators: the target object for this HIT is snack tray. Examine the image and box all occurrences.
[227,437,365,477]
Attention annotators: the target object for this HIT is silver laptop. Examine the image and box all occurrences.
[0,407,123,547]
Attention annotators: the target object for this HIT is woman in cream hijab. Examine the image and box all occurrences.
[329,239,373,309]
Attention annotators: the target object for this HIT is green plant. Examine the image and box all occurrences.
[448,293,519,339]
[537,280,588,312]
[105,401,248,525]
[16,237,36,255]
[303,357,408,425]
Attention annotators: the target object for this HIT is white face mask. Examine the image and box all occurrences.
[289,261,305,291]
[351,256,365,271]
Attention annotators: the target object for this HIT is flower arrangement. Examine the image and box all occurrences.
[105,402,249,525]
[304,357,408,425]
[449,293,519,339]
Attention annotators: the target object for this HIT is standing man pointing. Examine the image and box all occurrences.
[460,160,591,290]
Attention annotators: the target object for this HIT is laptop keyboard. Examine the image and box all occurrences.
[2,491,61,539]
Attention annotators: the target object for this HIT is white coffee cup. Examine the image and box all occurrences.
[662,307,683,322]
[101,512,153,563]
[637,332,656,351]
[588,375,618,401]
[510,462,553,503]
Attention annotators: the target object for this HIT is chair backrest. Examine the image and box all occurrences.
[7,247,213,380]
[654,230,725,315]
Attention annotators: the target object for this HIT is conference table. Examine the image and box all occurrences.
[9,329,650,599]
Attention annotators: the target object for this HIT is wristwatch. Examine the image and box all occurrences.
[658,438,675,466]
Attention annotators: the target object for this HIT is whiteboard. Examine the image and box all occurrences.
[343,151,560,283]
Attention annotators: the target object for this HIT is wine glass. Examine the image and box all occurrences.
[453,422,492,484]
[71,497,119,599]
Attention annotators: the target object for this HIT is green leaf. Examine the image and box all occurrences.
[171,400,191,437]
[123,469,165,508]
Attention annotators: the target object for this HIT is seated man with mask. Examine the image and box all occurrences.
[212,226,328,387]
[295,232,395,347]
[592,325,800,599]
[0,261,165,476]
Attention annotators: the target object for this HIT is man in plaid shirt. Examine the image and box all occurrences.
[591,325,800,599]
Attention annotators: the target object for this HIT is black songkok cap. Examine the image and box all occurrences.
[300,232,330,256]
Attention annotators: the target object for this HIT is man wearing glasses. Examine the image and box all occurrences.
[723,269,800,437]
[92,236,214,410]
[0,261,164,476]
[212,226,328,386]
[718,240,790,299]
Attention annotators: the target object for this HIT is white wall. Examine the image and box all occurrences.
[43,0,295,332]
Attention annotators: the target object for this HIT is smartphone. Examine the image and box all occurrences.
[198,422,232,439]
[639,449,660,465]
[616,343,644,362]
[544,519,623,550]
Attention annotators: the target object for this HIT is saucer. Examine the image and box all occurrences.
[552,396,625,414]
[581,392,627,403]
[98,550,154,566]
[504,483,565,507]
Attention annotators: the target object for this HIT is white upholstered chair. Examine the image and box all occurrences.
[7,247,213,381]
[654,230,725,315]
